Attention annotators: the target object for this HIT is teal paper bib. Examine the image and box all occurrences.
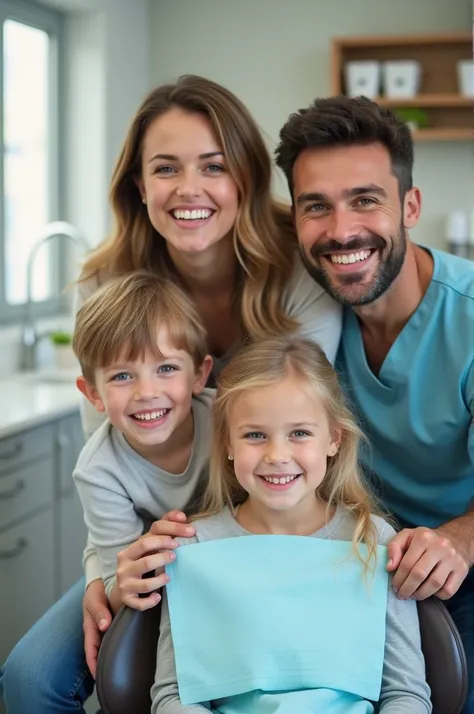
[166,535,388,712]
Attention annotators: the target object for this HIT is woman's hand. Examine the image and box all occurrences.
[116,510,195,611]
[83,579,112,679]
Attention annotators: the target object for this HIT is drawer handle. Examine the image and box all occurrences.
[0,537,28,559]
[0,480,25,500]
[0,443,23,460]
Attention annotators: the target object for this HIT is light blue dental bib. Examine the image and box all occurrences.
[166,536,389,713]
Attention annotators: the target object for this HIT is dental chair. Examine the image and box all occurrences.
[96,596,468,714]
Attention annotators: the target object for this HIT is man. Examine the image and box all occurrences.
[275,96,474,712]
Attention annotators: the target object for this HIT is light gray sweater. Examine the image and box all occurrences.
[73,390,213,595]
[151,507,432,714]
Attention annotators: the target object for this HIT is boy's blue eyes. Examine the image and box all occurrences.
[110,365,178,381]
[112,372,131,382]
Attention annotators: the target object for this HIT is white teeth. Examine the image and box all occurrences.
[330,250,371,264]
[262,475,297,484]
[134,409,167,421]
[172,209,212,220]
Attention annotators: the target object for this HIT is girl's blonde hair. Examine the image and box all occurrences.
[79,74,298,341]
[199,337,381,572]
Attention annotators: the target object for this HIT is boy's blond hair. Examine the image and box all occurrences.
[196,336,383,573]
[73,271,208,384]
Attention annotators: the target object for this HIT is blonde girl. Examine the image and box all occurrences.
[151,337,431,714]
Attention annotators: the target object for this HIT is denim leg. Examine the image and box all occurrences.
[445,570,474,714]
[0,578,94,714]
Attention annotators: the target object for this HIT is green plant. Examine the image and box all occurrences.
[395,107,429,129]
[50,330,72,346]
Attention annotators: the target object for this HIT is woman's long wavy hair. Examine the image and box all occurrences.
[197,337,382,573]
[79,75,298,340]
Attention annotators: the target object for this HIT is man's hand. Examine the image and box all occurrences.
[83,579,112,679]
[116,510,195,611]
[387,526,470,600]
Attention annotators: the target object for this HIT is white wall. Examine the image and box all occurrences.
[63,0,151,247]
[149,0,473,249]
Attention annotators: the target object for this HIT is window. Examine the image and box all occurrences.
[0,0,63,323]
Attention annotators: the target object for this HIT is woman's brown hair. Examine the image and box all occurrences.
[80,75,298,341]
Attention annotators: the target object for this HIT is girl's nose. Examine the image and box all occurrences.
[263,441,291,465]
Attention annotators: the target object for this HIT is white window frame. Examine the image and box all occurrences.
[0,0,65,324]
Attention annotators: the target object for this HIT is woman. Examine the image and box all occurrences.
[0,75,341,714]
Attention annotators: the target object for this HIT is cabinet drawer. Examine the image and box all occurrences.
[56,411,84,494]
[0,457,54,531]
[0,508,55,664]
[0,424,53,475]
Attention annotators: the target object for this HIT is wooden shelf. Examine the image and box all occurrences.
[375,94,473,108]
[331,33,473,142]
[412,128,473,141]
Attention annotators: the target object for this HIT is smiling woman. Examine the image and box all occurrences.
[76,74,342,439]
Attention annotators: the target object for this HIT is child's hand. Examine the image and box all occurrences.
[82,579,112,678]
[116,511,195,611]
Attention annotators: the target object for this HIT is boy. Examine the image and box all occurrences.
[72,270,213,614]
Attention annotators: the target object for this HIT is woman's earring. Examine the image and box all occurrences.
[142,197,146,204]
[228,454,233,461]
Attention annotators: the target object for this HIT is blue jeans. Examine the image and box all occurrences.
[445,568,474,714]
[0,578,94,714]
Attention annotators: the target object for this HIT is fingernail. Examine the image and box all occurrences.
[98,618,108,630]
[387,559,392,567]
[392,587,398,594]
[185,526,195,535]
[169,552,176,560]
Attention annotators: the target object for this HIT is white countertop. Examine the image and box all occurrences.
[0,369,82,439]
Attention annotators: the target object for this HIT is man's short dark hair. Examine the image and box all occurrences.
[275,95,414,200]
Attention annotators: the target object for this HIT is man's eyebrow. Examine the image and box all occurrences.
[296,184,387,205]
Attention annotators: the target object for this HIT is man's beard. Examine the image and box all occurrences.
[299,224,407,307]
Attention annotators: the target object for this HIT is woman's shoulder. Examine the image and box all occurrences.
[282,250,340,312]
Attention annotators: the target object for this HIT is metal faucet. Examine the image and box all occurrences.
[20,221,90,371]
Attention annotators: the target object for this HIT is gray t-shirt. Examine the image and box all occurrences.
[151,506,432,714]
[73,389,213,594]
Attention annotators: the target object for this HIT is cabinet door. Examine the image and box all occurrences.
[56,412,87,595]
[0,508,55,665]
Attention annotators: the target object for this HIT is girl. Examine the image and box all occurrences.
[151,337,432,713]
[1,76,340,714]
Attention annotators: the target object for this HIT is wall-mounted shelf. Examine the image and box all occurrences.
[331,33,473,142]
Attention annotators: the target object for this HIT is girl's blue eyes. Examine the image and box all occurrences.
[243,430,311,440]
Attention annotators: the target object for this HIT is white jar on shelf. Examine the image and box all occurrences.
[457,60,474,97]
[344,60,381,98]
[382,60,421,98]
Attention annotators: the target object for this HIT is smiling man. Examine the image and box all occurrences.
[276,96,474,713]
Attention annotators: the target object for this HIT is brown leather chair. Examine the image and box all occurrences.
[96,596,468,714]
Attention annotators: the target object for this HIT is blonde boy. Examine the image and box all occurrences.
[72,271,213,613]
